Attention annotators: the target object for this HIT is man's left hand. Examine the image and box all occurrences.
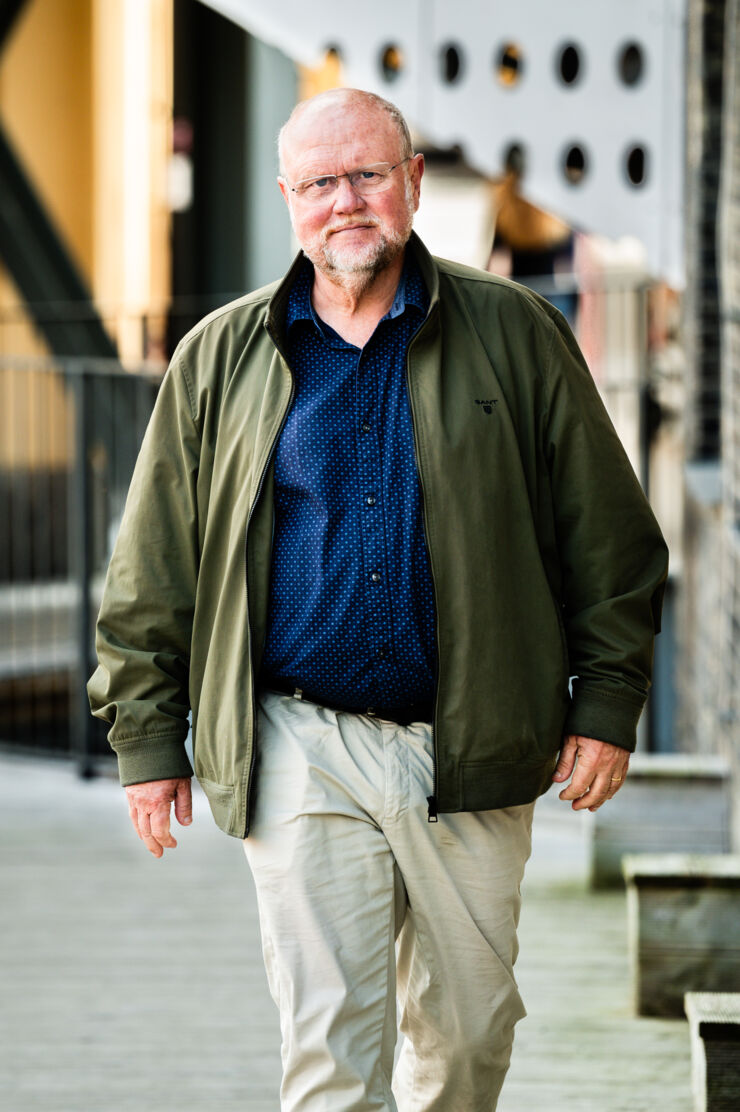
[552,735,629,811]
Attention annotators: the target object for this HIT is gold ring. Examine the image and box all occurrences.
[610,776,622,782]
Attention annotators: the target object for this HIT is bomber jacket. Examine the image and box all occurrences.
[88,233,668,838]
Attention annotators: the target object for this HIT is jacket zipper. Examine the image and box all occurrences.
[243,335,295,837]
[405,318,442,823]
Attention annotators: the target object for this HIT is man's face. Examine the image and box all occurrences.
[278,100,424,281]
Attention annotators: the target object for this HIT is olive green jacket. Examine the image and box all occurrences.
[88,233,668,837]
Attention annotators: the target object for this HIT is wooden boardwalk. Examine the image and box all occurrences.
[0,753,692,1111]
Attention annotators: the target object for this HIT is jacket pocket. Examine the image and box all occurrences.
[198,777,236,831]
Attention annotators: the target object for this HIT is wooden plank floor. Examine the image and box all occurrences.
[501,796,692,1112]
[0,753,692,1111]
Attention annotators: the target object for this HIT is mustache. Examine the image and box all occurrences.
[323,218,381,238]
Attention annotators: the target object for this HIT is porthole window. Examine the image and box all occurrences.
[440,43,464,84]
[503,142,526,176]
[625,144,649,186]
[618,42,645,86]
[380,44,404,82]
[563,144,588,185]
[557,43,582,86]
[495,42,524,87]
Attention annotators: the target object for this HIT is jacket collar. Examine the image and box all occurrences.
[264,231,440,351]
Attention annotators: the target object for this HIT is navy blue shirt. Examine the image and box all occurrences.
[260,253,437,711]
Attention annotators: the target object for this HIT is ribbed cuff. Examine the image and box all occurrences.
[113,734,194,786]
[563,686,645,752]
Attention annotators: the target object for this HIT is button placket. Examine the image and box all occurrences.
[355,344,394,695]
[262,260,437,713]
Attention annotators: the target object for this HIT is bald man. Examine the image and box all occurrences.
[89,89,668,1111]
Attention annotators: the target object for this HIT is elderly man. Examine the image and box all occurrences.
[89,88,668,1110]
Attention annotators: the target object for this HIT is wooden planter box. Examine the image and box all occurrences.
[589,754,732,888]
[623,854,740,1018]
[685,992,740,1111]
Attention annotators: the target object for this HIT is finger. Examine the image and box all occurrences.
[138,809,173,858]
[558,753,594,799]
[174,779,193,827]
[607,773,624,795]
[141,832,165,859]
[559,777,593,803]
[584,761,630,810]
[552,735,578,782]
[584,775,613,811]
[149,801,177,850]
[128,801,142,839]
[125,787,144,839]
[131,807,163,857]
[605,766,628,800]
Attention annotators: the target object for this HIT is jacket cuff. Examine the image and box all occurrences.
[563,686,645,752]
[114,734,194,787]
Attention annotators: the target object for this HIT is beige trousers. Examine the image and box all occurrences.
[243,691,534,1112]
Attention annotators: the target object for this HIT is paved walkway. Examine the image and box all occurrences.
[0,753,692,1111]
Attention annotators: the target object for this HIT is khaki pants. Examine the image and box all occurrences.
[243,691,534,1112]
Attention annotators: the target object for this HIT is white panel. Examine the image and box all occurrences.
[422,0,685,284]
[201,0,687,285]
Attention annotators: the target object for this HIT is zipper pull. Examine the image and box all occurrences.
[426,795,438,823]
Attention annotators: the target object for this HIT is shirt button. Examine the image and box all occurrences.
[370,571,381,583]
[366,495,377,506]
[361,421,371,432]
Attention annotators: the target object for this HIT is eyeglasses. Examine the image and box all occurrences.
[287,158,411,203]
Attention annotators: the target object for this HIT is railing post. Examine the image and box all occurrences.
[70,367,95,777]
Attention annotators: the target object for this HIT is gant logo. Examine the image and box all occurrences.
[475,398,498,415]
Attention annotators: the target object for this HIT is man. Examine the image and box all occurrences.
[89,88,668,1110]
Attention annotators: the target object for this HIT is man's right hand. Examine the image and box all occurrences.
[125,777,192,858]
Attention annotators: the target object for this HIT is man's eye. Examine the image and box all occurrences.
[310,177,334,190]
[357,170,382,182]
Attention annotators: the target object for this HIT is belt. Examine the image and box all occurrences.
[262,679,434,727]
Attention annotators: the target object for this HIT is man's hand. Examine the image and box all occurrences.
[552,735,629,811]
[125,777,193,858]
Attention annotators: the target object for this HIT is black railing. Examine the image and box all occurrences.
[0,356,161,774]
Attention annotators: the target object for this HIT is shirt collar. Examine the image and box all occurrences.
[285,250,429,336]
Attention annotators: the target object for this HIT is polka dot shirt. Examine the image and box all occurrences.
[260,253,438,712]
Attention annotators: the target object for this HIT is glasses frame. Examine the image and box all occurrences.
[287,157,412,200]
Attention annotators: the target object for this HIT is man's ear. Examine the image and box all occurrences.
[277,177,290,206]
[410,154,425,211]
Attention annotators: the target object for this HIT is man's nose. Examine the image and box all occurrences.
[331,175,365,213]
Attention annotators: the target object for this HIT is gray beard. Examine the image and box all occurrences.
[312,233,407,296]
[297,180,416,294]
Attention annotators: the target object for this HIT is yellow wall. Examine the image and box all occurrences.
[0,0,94,283]
[0,0,173,468]
[0,0,173,359]
[0,0,93,465]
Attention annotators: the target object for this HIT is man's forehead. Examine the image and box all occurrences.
[282,101,401,173]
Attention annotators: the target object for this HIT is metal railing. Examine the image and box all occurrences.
[0,355,162,774]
